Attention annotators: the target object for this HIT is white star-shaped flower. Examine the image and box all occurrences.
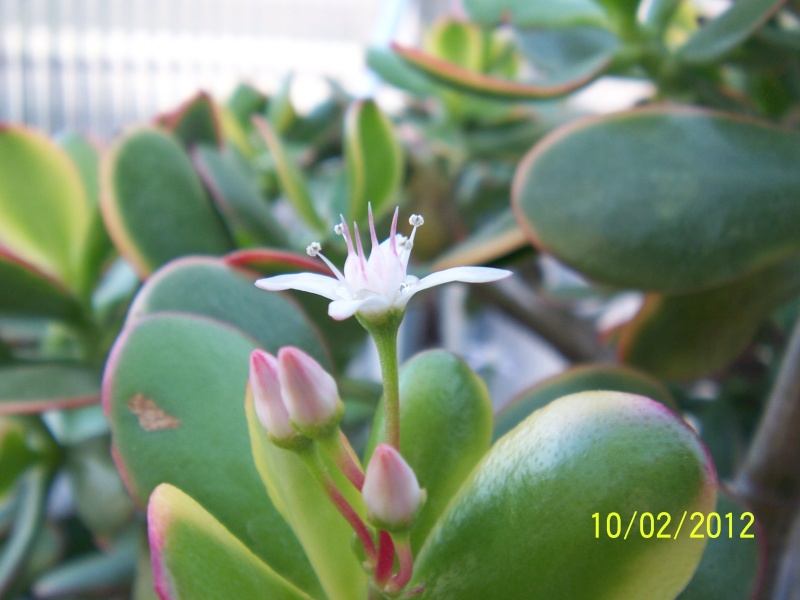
[255,206,512,321]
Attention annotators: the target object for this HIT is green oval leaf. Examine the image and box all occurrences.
[345,99,403,222]
[620,255,800,380]
[494,364,676,441]
[365,350,493,553]
[158,92,223,149]
[0,364,99,415]
[679,0,785,64]
[103,313,320,595]
[148,484,312,600]
[0,125,90,285]
[464,0,609,28]
[513,107,800,292]
[101,128,235,277]
[0,251,83,322]
[413,391,716,599]
[366,47,439,97]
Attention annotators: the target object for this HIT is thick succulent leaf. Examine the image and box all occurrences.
[426,19,485,72]
[514,26,619,88]
[344,100,403,223]
[0,250,83,321]
[392,43,602,100]
[619,255,800,380]
[158,92,222,149]
[0,364,99,415]
[31,531,137,599]
[246,393,367,600]
[0,125,90,285]
[103,313,320,594]
[252,117,324,231]
[266,75,298,136]
[366,47,439,97]
[513,106,800,293]
[413,391,716,599]
[679,0,786,64]
[127,256,329,368]
[0,420,40,495]
[0,466,48,597]
[224,249,329,278]
[641,0,682,31]
[464,0,609,27]
[148,484,313,600]
[494,364,676,441]
[193,144,287,246]
[365,351,493,553]
[678,490,763,599]
[432,208,527,270]
[227,83,268,130]
[595,0,642,29]
[101,128,235,277]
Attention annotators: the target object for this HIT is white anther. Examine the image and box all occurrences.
[334,224,344,235]
[409,214,424,227]
[306,242,322,257]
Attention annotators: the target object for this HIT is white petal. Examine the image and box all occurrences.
[414,267,512,294]
[255,273,339,300]
[328,295,391,320]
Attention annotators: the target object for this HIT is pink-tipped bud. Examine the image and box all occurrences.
[249,350,296,442]
[363,445,423,532]
[277,347,343,436]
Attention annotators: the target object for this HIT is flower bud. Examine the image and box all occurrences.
[249,350,296,443]
[363,444,423,532]
[277,347,343,437]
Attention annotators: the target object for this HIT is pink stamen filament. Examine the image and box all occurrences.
[374,531,396,587]
[389,207,399,255]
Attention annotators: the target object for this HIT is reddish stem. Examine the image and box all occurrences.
[375,530,396,587]
[323,479,377,565]
[388,536,414,593]
[335,430,365,490]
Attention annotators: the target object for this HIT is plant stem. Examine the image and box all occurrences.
[321,429,365,490]
[387,534,414,593]
[375,531,396,587]
[735,311,800,599]
[358,311,404,450]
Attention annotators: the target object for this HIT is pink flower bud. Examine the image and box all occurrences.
[363,444,422,531]
[249,350,295,442]
[277,347,342,435]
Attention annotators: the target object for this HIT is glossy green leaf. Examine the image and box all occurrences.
[0,251,83,321]
[619,255,800,380]
[127,256,329,367]
[252,117,324,231]
[366,47,439,97]
[103,314,320,595]
[0,364,99,415]
[246,393,367,600]
[464,0,609,27]
[148,484,313,600]
[159,92,222,148]
[365,351,493,553]
[426,19,485,72]
[514,26,619,88]
[679,0,785,64]
[433,208,527,270]
[101,128,235,276]
[678,490,763,599]
[0,125,90,285]
[193,144,288,246]
[344,99,403,222]
[413,391,716,599]
[32,531,137,599]
[513,107,800,293]
[392,42,602,100]
[494,364,676,441]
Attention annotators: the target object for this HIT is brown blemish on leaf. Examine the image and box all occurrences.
[128,393,180,431]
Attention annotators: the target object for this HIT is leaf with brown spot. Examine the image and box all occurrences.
[128,393,180,431]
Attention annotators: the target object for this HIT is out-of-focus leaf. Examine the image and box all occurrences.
[42,404,110,446]
[494,364,677,441]
[0,420,40,496]
[127,256,329,368]
[464,0,609,28]
[148,484,313,600]
[32,530,137,599]
[224,248,329,277]
[0,125,90,286]
[344,99,403,222]
[193,144,287,246]
[513,106,800,293]
[267,74,298,135]
[679,0,786,64]
[514,26,619,88]
[678,490,763,599]
[413,392,716,599]
[158,92,222,148]
[101,128,235,277]
[433,208,527,270]
[246,392,367,600]
[0,250,83,321]
[619,255,800,380]
[103,313,320,595]
[365,351,493,553]
[252,117,325,231]
[227,83,268,130]
[641,0,683,32]
[367,47,439,96]
[0,364,99,415]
